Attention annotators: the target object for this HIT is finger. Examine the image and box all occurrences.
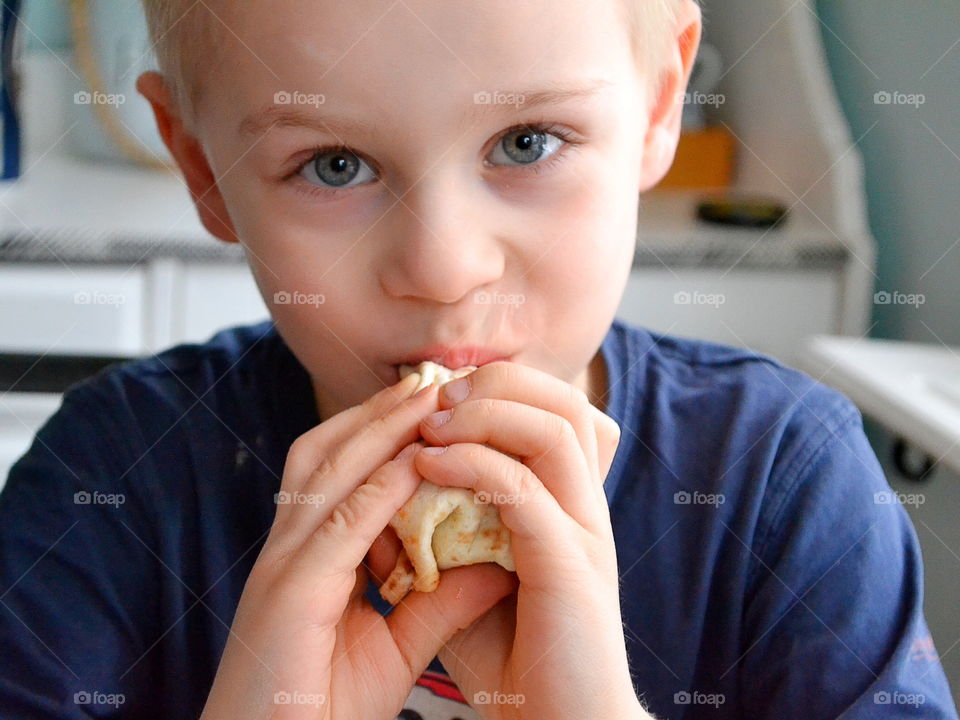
[281,371,422,487]
[386,563,517,689]
[414,442,599,571]
[365,526,403,587]
[438,361,602,481]
[589,404,622,492]
[301,387,438,506]
[349,565,370,603]
[419,399,603,531]
[289,441,425,580]
[274,386,439,546]
[439,589,517,702]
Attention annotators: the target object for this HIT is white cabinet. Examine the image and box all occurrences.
[0,261,268,357]
[142,259,269,350]
[175,263,269,345]
[618,268,841,365]
[0,265,146,355]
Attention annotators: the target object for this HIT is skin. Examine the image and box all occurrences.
[138,0,701,716]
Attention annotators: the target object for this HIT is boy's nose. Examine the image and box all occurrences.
[378,187,506,304]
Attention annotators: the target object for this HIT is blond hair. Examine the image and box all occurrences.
[141,0,691,127]
[624,0,695,95]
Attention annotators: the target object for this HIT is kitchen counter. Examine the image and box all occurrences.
[0,154,244,265]
[636,191,850,270]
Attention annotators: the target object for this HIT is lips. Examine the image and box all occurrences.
[394,345,512,376]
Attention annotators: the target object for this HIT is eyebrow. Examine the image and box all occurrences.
[237,79,614,138]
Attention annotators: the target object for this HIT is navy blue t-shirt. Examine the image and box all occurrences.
[1,318,956,719]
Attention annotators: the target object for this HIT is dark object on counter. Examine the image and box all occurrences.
[1,0,22,180]
[696,197,789,229]
[891,436,937,483]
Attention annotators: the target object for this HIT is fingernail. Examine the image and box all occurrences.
[413,382,437,399]
[396,443,419,461]
[424,409,452,428]
[396,373,421,398]
[443,377,470,404]
[422,446,447,455]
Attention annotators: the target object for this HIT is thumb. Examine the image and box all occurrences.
[385,563,516,680]
[591,405,621,482]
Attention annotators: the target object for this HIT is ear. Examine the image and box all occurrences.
[135,71,239,244]
[638,1,703,193]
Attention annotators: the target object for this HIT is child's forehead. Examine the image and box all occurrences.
[203,0,638,133]
[216,0,631,84]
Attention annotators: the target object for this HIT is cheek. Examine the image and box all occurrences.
[225,190,368,298]
[528,161,636,299]
[217,165,363,262]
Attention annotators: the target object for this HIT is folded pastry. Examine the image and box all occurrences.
[380,361,515,605]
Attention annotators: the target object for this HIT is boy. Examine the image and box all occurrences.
[0,0,956,718]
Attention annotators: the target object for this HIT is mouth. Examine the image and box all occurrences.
[391,346,513,382]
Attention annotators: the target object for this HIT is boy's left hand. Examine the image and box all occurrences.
[372,362,643,719]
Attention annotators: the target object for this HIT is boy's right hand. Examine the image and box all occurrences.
[200,374,516,720]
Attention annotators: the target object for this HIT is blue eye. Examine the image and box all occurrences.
[292,123,576,197]
[300,148,376,188]
[487,126,565,166]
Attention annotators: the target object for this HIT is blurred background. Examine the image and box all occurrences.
[0,0,958,706]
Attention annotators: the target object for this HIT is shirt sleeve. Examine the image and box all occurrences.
[739,401,959,719]
[0,384,164,719]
